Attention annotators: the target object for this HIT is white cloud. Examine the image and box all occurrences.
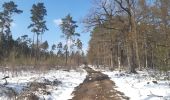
[53,19,62,26]
[11,22,16,28]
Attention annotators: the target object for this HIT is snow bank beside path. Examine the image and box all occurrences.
[89,65,170,100]
[103,71,170,100]
[104,71,170,100]
[0,68,87,100]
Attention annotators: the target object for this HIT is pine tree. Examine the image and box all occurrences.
[60,14,78,66]
[28,2,48,63]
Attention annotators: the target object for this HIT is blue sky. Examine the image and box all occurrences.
[1,0,92,53]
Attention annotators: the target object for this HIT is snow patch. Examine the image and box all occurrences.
[0,68,87,100]
[104,71,170,100]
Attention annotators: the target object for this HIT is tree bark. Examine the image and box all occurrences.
[65,39,68,66]
[35,34,39,66]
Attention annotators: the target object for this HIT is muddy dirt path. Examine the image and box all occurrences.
[70,67,129,100]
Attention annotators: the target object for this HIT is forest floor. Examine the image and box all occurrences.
[71,66,129,100]
[1,65,170,100]
[0,67,87,100]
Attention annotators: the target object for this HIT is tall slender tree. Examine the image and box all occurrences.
[28,2,48,62]
[76,38,82,66]
[0,1,22,40]
[0,1,22,59]
[60,14,78,66]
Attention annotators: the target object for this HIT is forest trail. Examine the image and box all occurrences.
[70,66,129,100]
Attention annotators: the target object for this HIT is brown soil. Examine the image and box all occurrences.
[70,67,129,100]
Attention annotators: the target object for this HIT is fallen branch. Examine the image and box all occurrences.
[2,76,9,85]
[147,91,163,98]
[147,94,163,98]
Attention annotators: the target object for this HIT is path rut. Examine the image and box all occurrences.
[70,67,129,100]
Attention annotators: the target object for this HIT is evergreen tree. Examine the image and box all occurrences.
[60,14,79,66]
[28,2,48,62]
[0,1,22,59]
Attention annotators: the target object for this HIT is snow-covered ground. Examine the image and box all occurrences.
[0,67,87,100]
[90,65,170,100]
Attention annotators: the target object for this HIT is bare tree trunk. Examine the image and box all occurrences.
[103,42,106,66]
[117,42,121,70]
[126,39,131,70]
[65,48,68,66]
[35,34,39,66]
[0,17,4,42]
[135,37,141,70]
[145,46,148,68]
[65,39,68,66]
[78,54,80,66]
[115,0,137,73]
[97,43,99,67]
[128,34,137,73]
[30,33,35,59]
[151,48,154,69]
[128,0,137,73]
[65,49,68,66]
[110,39,114,69]
[0,26,4,41]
